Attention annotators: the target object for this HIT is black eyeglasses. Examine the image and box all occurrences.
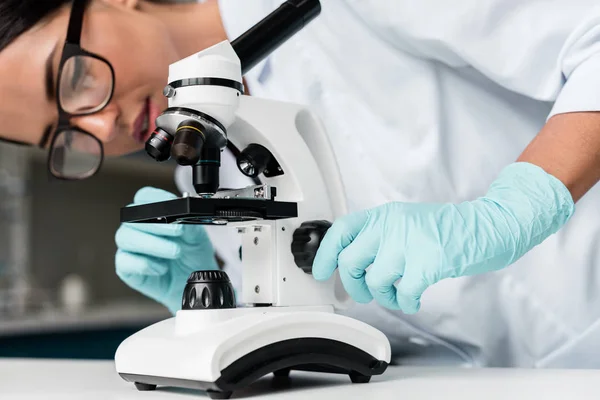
[2,0,115,180]
[44,0,116,180]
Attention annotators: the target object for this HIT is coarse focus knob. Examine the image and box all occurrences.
[182,270,236,310]
[291,220,332,274]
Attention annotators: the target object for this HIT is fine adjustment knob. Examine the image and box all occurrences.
[182,270,236,310]
[291,220,332,274]
[236,143,273,178]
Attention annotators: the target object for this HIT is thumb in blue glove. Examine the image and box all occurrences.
[115,187,219,314]
[312,162,575,314]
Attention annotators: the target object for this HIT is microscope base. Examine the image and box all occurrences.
[115,306,391,399]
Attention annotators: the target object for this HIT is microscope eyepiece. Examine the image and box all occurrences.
[171,119,207,166]
[231,0,321,74]
[145,128,173,162]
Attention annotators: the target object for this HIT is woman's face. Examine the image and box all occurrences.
[0,0,182,156]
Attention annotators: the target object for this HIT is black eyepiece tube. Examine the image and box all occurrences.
[231,0,321,75]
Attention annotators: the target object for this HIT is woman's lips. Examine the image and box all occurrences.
[145,99,162,142]
[133,98,163,144]
[132,99,150,144]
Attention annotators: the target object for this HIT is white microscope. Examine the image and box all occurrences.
[114,1,391,398]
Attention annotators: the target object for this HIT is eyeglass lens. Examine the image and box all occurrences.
[59,55,113,115]
[49,130,102,179]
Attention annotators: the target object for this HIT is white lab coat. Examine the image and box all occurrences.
[176,0,600,368]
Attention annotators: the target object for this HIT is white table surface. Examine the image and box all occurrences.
[0,358,598,400]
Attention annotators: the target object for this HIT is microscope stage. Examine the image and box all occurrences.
[120,197,298,225]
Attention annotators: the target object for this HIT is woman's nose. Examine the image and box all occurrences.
[69,106,120,143]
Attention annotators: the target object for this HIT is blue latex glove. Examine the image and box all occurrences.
[312,162,575,314]
[115,187,219,314]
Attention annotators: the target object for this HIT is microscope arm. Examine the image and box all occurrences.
[225,95,351,308]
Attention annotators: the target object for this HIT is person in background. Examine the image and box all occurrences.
[1,0,600,368]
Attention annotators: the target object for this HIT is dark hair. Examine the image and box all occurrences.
[0,0,72,51]
[0,0,188,52]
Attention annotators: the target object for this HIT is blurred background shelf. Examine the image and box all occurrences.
[0,143,179,359]
[0,303,171,359]
[0,303,170,337]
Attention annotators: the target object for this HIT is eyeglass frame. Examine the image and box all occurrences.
[0,0,115,180]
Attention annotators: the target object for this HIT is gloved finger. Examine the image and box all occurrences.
[124,222,184,238]
[336,234,378,304]
[116,267,167,309]
[365,246,405,310]
[124,187,183,237]
[115,249,169,276]
[115,224,181,259]
[133,186,178,205]
[395,268,428,314]
[180,224,212,245]
[128,224,211,245]
[116,267,148,289]
[312,211,369,281]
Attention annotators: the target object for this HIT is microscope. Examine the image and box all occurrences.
[114,1,391,398]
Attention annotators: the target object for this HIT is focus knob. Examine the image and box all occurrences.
[236,143,272,178]
[181,270,236,310]
[291,220,332,274]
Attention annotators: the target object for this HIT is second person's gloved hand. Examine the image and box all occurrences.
[312,162,575,314]
[115,187,219,314]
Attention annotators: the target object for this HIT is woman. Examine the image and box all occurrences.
[2,0,600,368]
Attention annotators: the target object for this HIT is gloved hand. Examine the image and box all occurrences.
[115,187,219,314]
[312,162,575,314]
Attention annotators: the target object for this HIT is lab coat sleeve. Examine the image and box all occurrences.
[345,0,600,119]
